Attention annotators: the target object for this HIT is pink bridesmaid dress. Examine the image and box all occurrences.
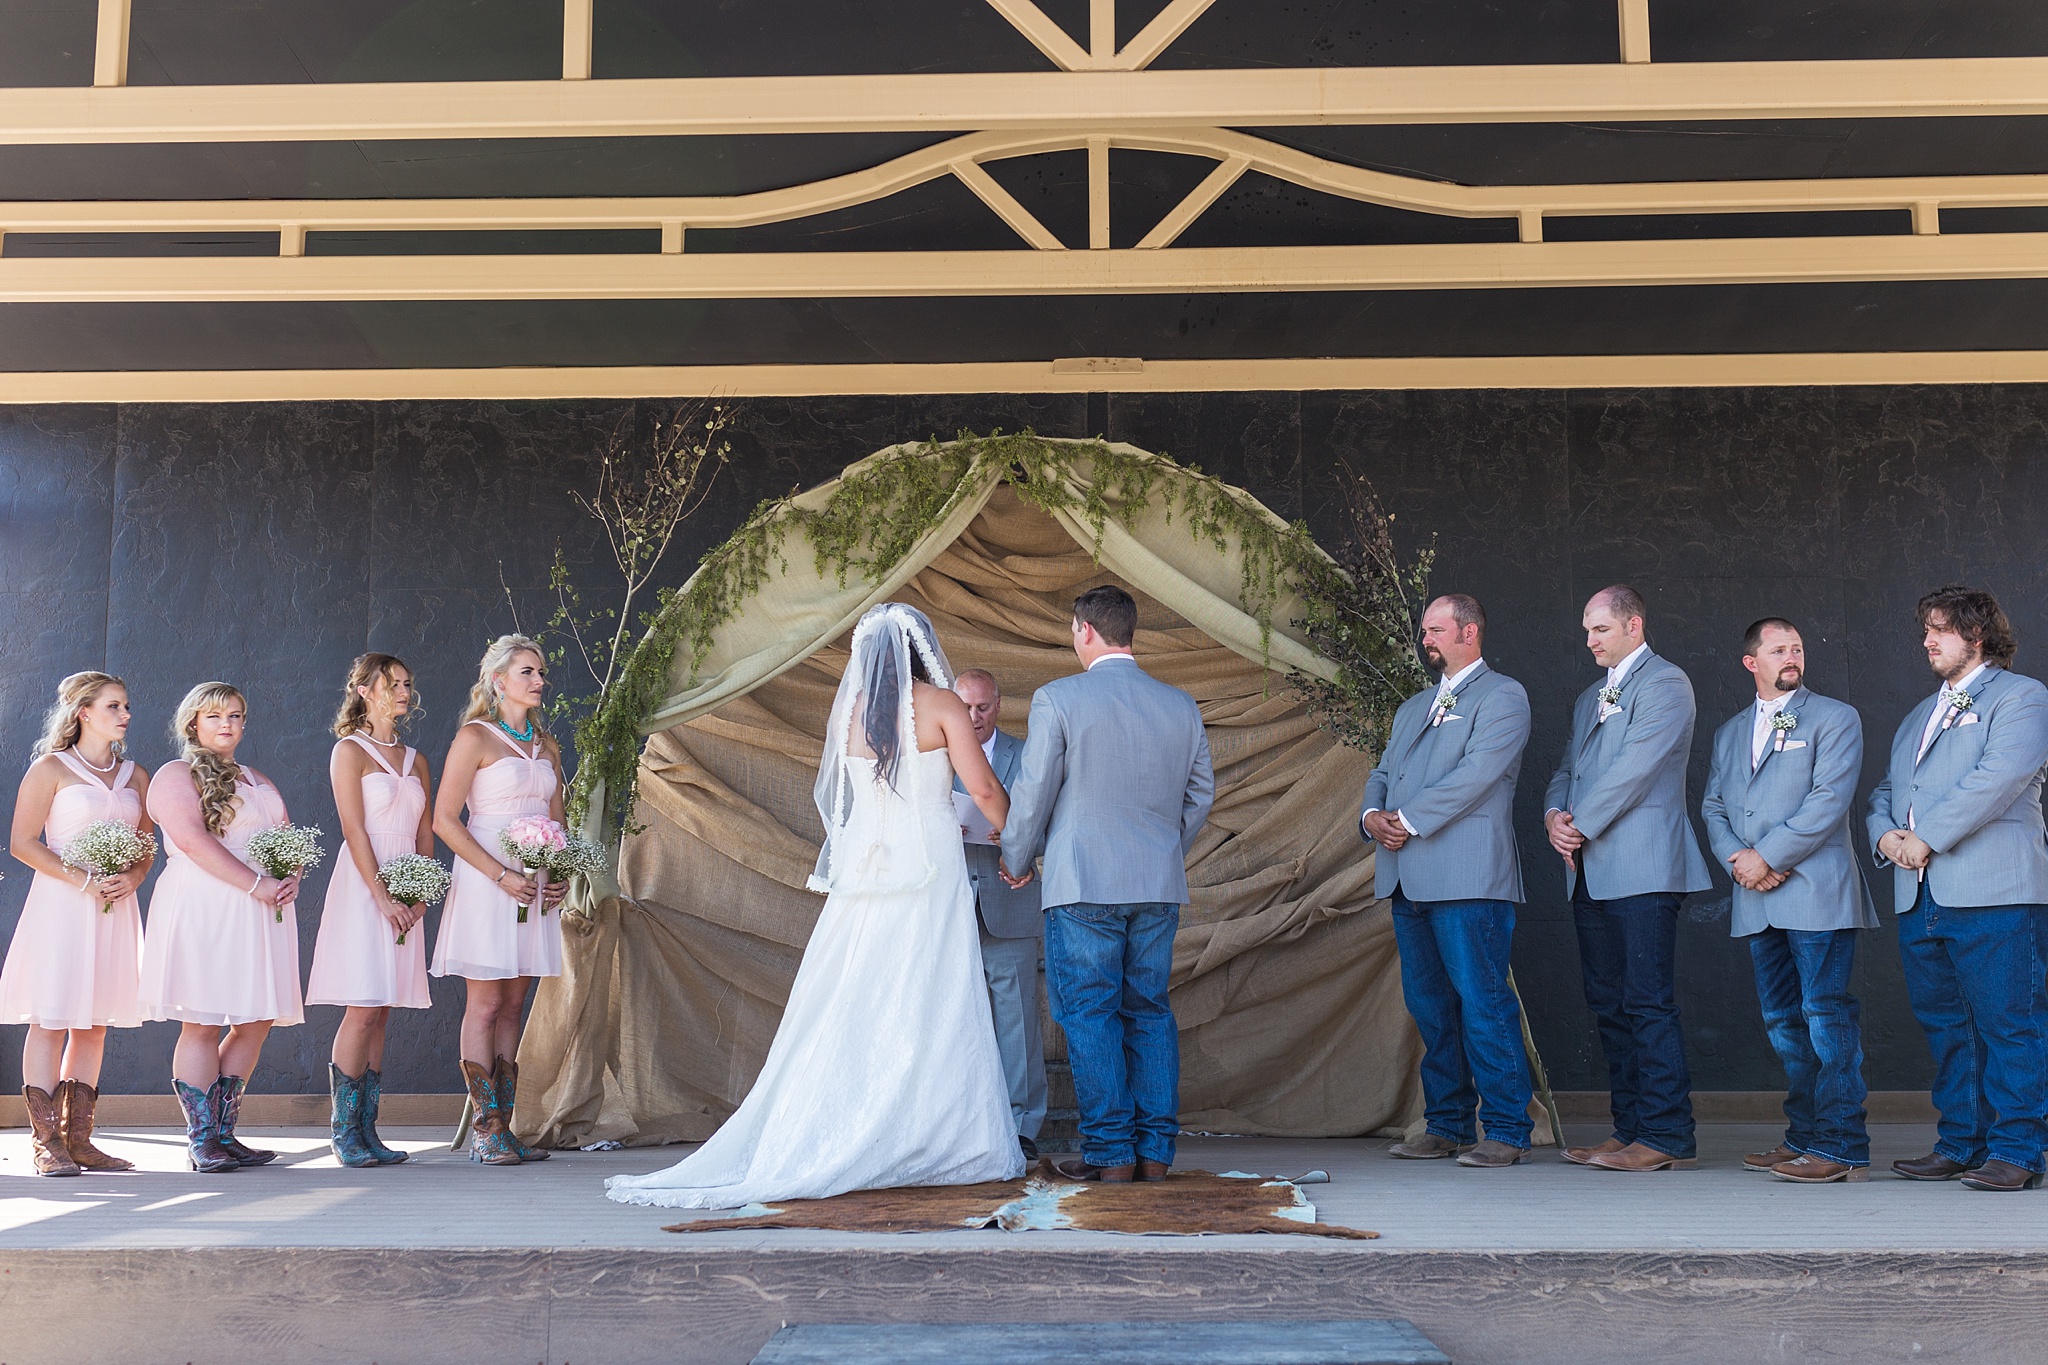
[430,721,563,981]
[0,752,146,1029]
[306,736,432,1009]
[138,770,306,1027]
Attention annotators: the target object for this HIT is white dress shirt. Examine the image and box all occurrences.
[1085,651,1136,671]
[1917,661,1988,761]
[1750,692,1792,770]
[1606,641,1651,693]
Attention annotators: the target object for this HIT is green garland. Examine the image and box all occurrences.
[570,432,1400,839]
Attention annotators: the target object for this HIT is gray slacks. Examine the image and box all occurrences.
[979,924,1047,1140]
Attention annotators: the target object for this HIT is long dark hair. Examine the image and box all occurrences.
[863,643,933,792]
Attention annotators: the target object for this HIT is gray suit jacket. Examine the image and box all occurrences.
[956,728,1042,938]
[1701,688,1878,936]
[1545,649,1714,901]
[1001,657,1215,909]
[1360,661,1530,904]
[1866,664,2048,914]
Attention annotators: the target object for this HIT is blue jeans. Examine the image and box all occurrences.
[1391,893,1533,1148]
[1043,901,1180,1168]
[1898,884,2048,1172]
[1573,886,1696,1159]
[1748,926,1870,1166]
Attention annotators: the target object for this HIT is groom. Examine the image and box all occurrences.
[1001,585,1215,1183]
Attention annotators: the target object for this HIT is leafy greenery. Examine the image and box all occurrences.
[1289,463,1435,753]
[568,432,1431,840]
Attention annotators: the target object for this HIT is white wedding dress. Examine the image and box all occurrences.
[606,607,1024,1210]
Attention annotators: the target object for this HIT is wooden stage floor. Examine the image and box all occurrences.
[4,1122,2045,1363]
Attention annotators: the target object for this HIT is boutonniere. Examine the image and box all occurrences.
[1769,709,1796,751]
[1430,692,1458,727]
[1596,684,1624,722]
[1938,688,1976,732]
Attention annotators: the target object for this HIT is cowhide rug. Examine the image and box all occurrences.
[661,1169,1376,1239]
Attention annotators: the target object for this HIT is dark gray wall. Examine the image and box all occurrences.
[4,386,2045,1100]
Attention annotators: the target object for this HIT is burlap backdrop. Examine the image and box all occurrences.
[520,460,1426,1148]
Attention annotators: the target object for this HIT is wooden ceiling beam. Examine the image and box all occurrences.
[10,352,2048,403]
[6,232,2048,302]
[10,129,2048,239]
[7,58,2048,145]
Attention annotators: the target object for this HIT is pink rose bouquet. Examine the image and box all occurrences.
[497,815,567,923]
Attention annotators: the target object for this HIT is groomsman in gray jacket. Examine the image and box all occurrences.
[1701,618,1878,1185]
[1003,585,1214,1184]
[1546,585,1713,1172]
[1362,594,1535,1169]
[952,668,1047,1160]
[1868,585,2048,1192]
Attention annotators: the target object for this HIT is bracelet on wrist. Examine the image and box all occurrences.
[249,871,264,896]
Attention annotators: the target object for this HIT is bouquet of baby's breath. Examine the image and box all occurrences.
[377,853,450,946]
[59,820,154,912]
[544,833,607,886]
[244,824,325,922]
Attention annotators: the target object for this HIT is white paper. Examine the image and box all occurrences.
[953,791,998,846]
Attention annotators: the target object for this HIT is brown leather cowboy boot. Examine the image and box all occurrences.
[56,1079,134,1172]
[23,1085,80,1176]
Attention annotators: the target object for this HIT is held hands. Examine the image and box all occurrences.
[94,867,146,902]
[998,862,1034,890]
[251,873,299,909]
[1361,810,1410,850]
[1879,828,1935,871]
[1728,849,1789,893]
[374,888,423,936]
[1546,809,1586,866]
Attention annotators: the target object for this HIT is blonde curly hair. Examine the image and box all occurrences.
[170,682,248,836]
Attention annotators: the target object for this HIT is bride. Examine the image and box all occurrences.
[605,603,1027,1208]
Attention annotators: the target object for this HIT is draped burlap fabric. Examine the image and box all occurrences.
[519,445,1426,1148]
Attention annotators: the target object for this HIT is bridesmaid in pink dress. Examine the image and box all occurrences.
[431,634,567,1165]
[138,683,304,1173]
[1,672,155,1176]
[307,653,435,1167]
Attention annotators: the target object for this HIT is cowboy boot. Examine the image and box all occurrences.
[23,1085,80,1176]
[357,1068,407,1165]
[208,1075,276,1166]
[461,1060,520,1166]
[56,1079,133,1172]
[492,1056,548,1162]
[173,1080,239,1173]
[327,1065,378,1168]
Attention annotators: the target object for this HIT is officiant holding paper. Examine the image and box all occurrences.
[953,669,1047,1159]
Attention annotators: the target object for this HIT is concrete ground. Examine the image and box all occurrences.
[5,1123,2047,1364]
[0,1121,2039,1252]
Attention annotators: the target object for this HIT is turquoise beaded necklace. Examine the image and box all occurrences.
[495,714,536,744]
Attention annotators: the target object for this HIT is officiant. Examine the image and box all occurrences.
[954,668,1048,1160]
